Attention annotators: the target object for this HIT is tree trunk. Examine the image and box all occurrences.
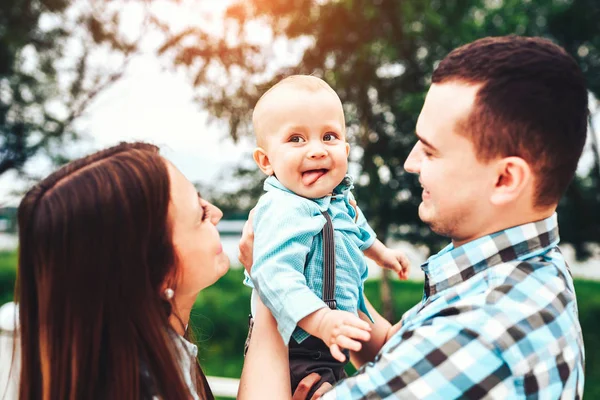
[377,231,395,323]
[589,107,600,185]
[380,268,395,322]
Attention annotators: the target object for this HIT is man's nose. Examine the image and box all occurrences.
[404,145,420,174]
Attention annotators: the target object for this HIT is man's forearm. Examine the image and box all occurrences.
[350,298,391,368]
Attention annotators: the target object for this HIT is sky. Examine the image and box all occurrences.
[1,0,599,206]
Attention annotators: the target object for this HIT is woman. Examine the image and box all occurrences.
[16,142,228,399]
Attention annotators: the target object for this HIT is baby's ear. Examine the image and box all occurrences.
[253,148,274,176]
[345,142,350,157]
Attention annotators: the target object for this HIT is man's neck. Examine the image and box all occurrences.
[452,206,556,249]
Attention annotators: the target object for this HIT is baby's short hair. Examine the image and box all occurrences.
[252,75,342,145]
[264,75,336,94]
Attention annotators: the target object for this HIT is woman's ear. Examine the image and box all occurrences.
[490,156,532,206]
[253,148,274,176]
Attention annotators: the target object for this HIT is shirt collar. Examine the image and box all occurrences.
[263,175,353,211]
[422,213,560,297]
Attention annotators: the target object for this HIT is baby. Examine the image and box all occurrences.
[244,75,409,395]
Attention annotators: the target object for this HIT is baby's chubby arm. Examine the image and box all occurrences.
[363,240,411,280]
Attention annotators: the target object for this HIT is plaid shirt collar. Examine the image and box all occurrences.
[422,213,560,297]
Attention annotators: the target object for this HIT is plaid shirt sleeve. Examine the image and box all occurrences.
[322,319,514,399]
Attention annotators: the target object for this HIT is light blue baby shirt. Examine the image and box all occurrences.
[244,175,376,344]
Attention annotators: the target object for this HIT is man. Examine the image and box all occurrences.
[239,36,587,399]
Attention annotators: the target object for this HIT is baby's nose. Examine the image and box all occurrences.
[308,145,327,159]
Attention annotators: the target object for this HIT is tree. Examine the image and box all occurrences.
[156,0,600,318]
[0,0,142,176]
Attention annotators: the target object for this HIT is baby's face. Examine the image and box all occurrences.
[256,87,350,199]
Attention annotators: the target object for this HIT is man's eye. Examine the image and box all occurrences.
[289,136,305,143]
[323,132,337,141]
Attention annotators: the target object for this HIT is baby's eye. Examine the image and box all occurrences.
[289,135,305,143]
[323,132,338,141]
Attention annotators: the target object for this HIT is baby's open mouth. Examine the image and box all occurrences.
[302,169,329,186]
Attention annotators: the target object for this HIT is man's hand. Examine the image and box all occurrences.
[385,320,403,342]
[238,208,256,274]
[299,308,372,363]
[292,373,333,400]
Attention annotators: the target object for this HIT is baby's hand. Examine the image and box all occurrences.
[316,309,372,362]
[378,248,411,280]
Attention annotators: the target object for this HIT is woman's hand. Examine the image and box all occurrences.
[238,208,255,273]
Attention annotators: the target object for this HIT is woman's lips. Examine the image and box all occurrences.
[302,169,328,185]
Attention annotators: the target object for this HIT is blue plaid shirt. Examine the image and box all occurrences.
[323,214,584,399]
[245,176,376,344]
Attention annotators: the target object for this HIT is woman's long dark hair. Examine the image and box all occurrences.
[15,142,213,399]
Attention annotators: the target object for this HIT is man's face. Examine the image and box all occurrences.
[404,82,499,244]
[255,87,350,199]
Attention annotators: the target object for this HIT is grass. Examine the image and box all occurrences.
[2,251,599,397]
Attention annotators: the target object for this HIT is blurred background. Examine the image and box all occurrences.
[1,0,599,398]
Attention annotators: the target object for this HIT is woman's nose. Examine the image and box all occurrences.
[206,202,223,224]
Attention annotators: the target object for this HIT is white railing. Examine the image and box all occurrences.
[0,302,240,399]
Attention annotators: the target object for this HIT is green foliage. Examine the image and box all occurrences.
[0,0,140,176]
[572,279,600,399]
[0,207,17,233]
[191,268,252,378]
[157,0,600,257]
[0,251,17,305]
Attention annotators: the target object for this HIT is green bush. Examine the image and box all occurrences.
[0,251,17,305]
[1,251,599,397]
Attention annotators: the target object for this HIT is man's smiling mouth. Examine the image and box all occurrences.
[302,169,329,185]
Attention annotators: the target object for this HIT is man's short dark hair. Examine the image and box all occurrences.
[432,35,588,207]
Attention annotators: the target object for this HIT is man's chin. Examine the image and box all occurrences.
[417,203,432,223]
[418,205,441,231]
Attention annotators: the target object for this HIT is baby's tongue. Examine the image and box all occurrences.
[302,169,326,186]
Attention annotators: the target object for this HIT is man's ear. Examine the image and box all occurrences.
[253,147,274,176]
[490,156,532,206]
